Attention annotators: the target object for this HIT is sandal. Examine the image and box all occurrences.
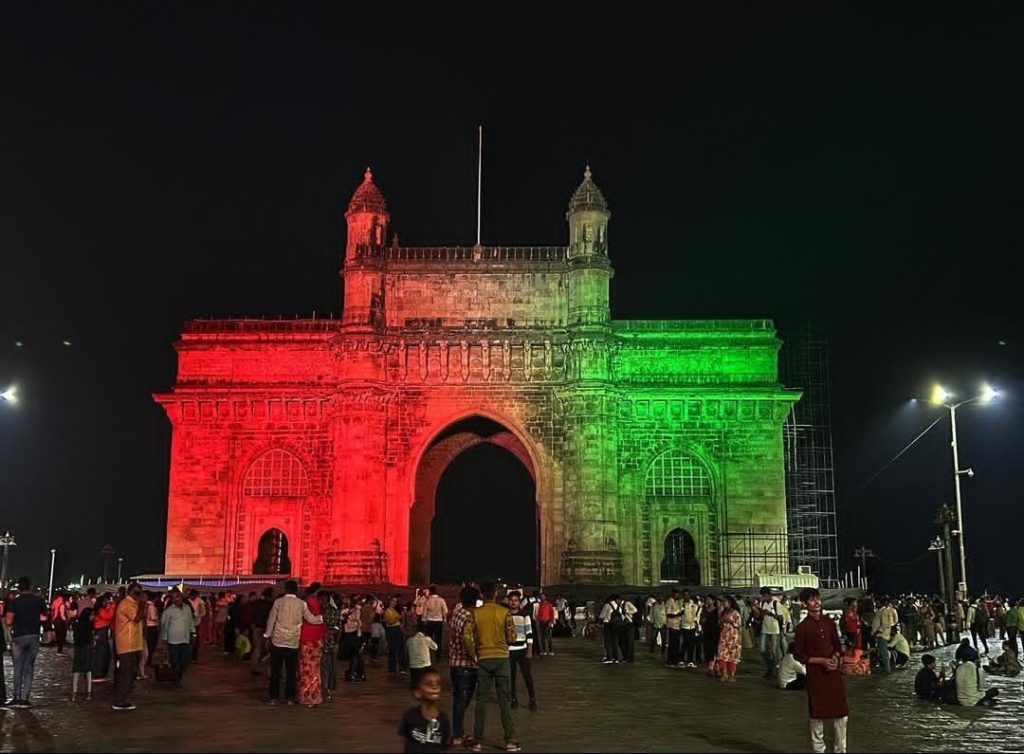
[505,744,523,752]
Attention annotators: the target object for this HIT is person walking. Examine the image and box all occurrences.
[112,583,146,711]
[91,593,115,682]
[298,583,325,708]
[319,589,341,700]
[143,592,160,672]
[448,586,480,748]
[871,597,899,674]
[384,596,408,675]
[51,591,69,655]
[466,581,520,752]
[159,588,195,685]
[341,595,366,683]
[663,589,683,667]
[263,580,322,705]
[794,588,849,753]
[423,586,448,658]
[535,594,555,656]
[506,591,537,710]
[70,605,94,702]
[5,577,46,708]
[716,595,742,682]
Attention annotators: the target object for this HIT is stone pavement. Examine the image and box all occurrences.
[1,634,1022,753]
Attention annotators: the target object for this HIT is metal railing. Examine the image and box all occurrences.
[385,246,567,262]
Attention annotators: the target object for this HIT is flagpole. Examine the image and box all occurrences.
[476,125,482,247]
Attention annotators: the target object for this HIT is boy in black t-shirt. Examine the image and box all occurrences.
[914,654,945,700]
[399,666,451,753]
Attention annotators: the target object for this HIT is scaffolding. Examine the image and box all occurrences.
[781,321,841,587]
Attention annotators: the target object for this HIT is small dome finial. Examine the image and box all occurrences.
[364,166,373,182]
[584,163,592,180]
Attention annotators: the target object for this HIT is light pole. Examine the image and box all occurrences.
[47,548,56,599]
[100,544,114,583]
[0,385,16,404]
[0,531,16,589]
[852,546,874,589]
[925,384,999,599]
[928,536,945,606]
[117,556,123,584]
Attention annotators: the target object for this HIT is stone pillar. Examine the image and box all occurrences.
[557,384,622,583]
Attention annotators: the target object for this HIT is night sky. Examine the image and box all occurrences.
[1,4,1020,595]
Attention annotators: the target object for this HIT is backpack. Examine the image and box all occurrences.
[608,602,625,628]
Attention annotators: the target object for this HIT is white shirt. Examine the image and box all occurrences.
[263,594,322,649]
[407,632,437,669]
[760,599,787,636]
[777,653,807,688]
[423,594,448,622]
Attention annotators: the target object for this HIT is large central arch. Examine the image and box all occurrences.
[409,415,539,585]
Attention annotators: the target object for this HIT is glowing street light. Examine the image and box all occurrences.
[922,383,1001,599]
[0,385,16,404]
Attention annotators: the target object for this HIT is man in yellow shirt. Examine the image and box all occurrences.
[465,581,519,752]
[112,583,146,711]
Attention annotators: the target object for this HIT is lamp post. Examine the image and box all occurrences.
[927,536,946,607]
[47,548,56,600]
[117,556,123,584]
[100,544,114,584]
[934,503,957,611]
[925,384,999,599]
[0,385,16,404]
[0,531,16,588]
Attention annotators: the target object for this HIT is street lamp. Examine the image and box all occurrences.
[0,531,16,588]
[0,385,16,404]
[922,383,1000,599]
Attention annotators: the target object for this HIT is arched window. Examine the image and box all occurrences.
[242,449,309,497]
[646,451,711,497]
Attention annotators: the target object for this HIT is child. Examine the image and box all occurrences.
[398,666,450,753]
[71,606,94,702]
[370,613,385,660]
[406,622,438,688]
[985,641,1021,677]
[914,654,946,700]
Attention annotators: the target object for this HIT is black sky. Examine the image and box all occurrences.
[1,3,1021,594]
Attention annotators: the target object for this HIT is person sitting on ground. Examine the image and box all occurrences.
[985,640,1021,677]
[888,627,911,669]
[777,641,807,690]
[954,645,999,706]
[913,654,945,700]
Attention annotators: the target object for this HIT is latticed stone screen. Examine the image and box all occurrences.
[242,449,309,497]
[646,452,711,497]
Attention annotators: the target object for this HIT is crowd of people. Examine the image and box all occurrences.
[0,576,1020,753]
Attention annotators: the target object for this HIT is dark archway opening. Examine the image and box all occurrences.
[661,528,700,584]
[431,442,537,586]
[253,528,291,575]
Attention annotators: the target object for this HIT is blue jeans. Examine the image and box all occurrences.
[93,626,112,679]
[386,626,407,673]
[450,666,478,738]
[759,632,784,676]
[11,634,40,701]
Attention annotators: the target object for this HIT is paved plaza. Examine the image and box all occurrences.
[1,634,1021,753]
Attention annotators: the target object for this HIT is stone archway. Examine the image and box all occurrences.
[253,528,292,574]
[409,416,538,585]
[661,527,700,584]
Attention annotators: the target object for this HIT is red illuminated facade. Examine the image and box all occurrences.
[156,167,798,586]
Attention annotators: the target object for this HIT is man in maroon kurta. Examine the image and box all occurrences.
[794,588,848,753]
